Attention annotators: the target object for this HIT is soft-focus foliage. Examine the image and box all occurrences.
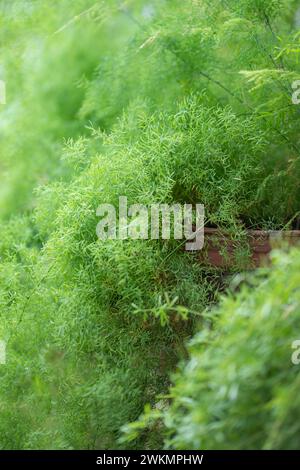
[151,248,300,450]
[0,0,300,449]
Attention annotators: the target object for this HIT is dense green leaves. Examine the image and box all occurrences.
[157,248,300,449]
[1,0,300,450]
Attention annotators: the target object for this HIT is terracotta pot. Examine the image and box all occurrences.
[200,228,300,268]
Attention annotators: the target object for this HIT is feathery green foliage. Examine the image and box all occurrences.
[135,248,300,450]
[1,0,300,450]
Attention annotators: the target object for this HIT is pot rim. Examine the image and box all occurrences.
[204,227,300,237]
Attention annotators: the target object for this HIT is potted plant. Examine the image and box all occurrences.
[200,227,300,268]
